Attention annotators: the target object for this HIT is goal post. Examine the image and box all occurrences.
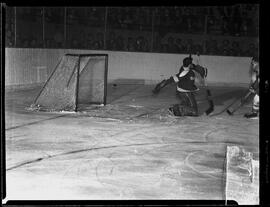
[33,53,108,111]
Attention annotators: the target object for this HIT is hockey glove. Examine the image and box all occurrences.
[249,86,256,94]
[152,77,174,94]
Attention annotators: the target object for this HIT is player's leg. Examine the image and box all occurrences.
[169,92,198,116]
[244,94,259,119]
[169,92,187,116]
[184,92,198,116]
[176,91,190,106]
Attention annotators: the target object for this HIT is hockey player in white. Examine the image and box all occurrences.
[244,55,259,119]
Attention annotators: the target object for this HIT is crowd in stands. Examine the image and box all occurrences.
[5,6,259,57]
[154,36,258,57]
[104,6,258,36]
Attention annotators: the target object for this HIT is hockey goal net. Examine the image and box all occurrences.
[33,54,108,111]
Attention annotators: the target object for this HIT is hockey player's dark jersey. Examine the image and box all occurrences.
[173,66,198,92]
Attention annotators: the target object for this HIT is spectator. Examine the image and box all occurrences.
[79,31,88,49]
[135,36,148,52]
[193,16,204,33]
[241,18,249,36]
[182,7,194,32]
[194,44,203,55]
[207,15,216,34]
[175,38,185,53]
[221,16,230,35]
[53,28,64,48]
[164,8,172,27]
[179,39,188,53]
[142,7,151,26]
[244,43,256,57]
[16,34,23,47]
[22,38,30,48]
[173,9,184,32]
[122,8,133,28]
[71,38,79,48]
[6,30,13,47]
[115,35,125,50]
[30,38,37,48]
[172,8,180,23]
[135,36,142,51]
[126,37,135,51]
[107,8,117,27]
[45,38,52,48]
[153,34,162,52]
[230,41,242,56]
[134,8,144,26]
[231,5,242,36]
[158,8,165,26]
[88,8,98,25]
[153,8,161,27]
[37,39,43,48]
[204,39,210,54]
[129,8,138,27]
[161,43,168,53]
[86,33,94,49]
[219,39,231,56]
[142,37,149,52]
[206,39,219,55]
[195,7,208,16]
[116,9,125,28]
[93,7,105,23]
[93,32,104,49]
[186,39,195,54]
[106,32,117,50]
[166,36,178,53]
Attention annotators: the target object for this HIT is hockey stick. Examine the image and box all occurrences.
[227,77,259,115]
[209,88,252,117]
[226,90,253,115]
[205,89,214,115]
[152,79,169,95]
[194,52,214,115]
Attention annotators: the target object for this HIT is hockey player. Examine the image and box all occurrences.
[152,56,207,116]
[244,55,259,119]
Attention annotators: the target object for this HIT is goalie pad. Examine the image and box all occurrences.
[169,104,198,117]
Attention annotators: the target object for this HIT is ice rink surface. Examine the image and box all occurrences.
[4,83,259,203]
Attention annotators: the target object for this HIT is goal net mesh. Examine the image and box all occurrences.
[33,54,107,111]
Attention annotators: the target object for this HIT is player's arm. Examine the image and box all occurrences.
[152,76,175,94]
[249,75,259,94]
[152,67,183,94]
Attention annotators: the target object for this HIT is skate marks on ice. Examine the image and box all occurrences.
[184,150,223,179]
[72,143,227,199]
[6,135,228,200]
[6,115,258,172]
[6,121,257,200]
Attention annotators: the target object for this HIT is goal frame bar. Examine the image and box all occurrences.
[73,54,108,111]
[34,53,108,111]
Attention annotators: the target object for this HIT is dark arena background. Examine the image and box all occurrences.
[2,3,265,205]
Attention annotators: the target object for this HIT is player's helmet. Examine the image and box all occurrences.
[183,57,193,67]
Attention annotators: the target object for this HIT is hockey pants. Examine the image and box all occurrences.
[171,91,198,116]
